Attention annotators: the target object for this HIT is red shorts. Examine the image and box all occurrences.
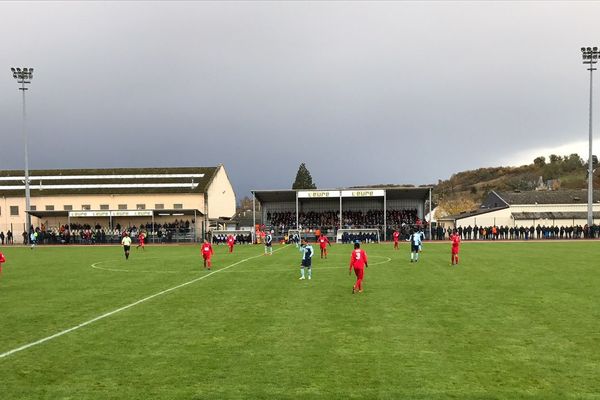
[452,248,459,255]
[202,254,211,260]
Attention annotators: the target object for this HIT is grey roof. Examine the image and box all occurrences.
[494,190,600,205]
[252,190,297,203]
[0,167,219,196]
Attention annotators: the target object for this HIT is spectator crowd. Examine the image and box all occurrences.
[267,209,421,232]
[0,219,196,245]
[431,224,600,240]
[211,233,252,245]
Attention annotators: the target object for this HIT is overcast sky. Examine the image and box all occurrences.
[1,1,600,200]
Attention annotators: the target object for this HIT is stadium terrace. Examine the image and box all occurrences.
[251,187,432,242]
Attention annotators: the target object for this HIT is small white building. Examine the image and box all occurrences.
[438,189,600,229]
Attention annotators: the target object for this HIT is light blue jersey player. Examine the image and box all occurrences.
[299,239,314,280]
[408,230,423,263]
[264,232,273,255]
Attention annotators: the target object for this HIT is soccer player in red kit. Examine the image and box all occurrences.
[0,251,5,276]
[450,229,461,265]
[201,239,214,270]
[318,233,331,259]
[136,232,145,250]
[227,234,235,253]
[349,241,368,293]
[393,229,400,250]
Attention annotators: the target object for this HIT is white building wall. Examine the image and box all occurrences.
[509,204,598,213]
[206,165,236,219]
[452,208,513,228]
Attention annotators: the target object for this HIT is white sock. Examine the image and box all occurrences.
[308,268,312,279]
[300,268,305,278]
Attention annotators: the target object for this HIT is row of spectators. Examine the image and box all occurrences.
[431,224,600,240]
[211,233,252,245]
[340,231,379,244]
[267,209,420,231]
[1,219,196,245]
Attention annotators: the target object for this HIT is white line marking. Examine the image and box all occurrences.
[91,259,196,274]
[219,256,393,273]
[0,245,290,360]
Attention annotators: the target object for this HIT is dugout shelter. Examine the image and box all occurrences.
[251,187,432,242]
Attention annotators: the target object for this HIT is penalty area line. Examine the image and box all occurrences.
[0,245,290,360]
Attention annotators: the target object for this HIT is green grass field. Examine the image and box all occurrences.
[0,241,599,399]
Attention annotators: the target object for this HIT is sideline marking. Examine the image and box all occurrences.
[0,245,290,360]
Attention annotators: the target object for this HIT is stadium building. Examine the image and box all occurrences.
[0,165,236,243]
[438,189,600,230]
[251,187,432,242]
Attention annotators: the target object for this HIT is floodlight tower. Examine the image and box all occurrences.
[10,67,34,239]
[582,48,599,228]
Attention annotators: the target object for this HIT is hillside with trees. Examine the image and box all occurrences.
[433,153,600,218]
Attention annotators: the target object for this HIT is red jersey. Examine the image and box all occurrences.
[0,252,5,263]
[451,234,461,249]
[139,234,145,243]
[350,249,368,269]
[318,236,330,248]
[393,231,400,242]
[201,243,214,256]
[227,235,235,246]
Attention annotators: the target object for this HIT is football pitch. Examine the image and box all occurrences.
[0,241,599,400]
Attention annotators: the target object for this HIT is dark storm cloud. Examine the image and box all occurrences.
[1,1,599,200]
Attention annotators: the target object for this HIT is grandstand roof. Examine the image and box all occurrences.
[252,190,297,203]
[0,167,219,196]
[489,189,600,206]
[27,208,203,218]
[252,187,431,203]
